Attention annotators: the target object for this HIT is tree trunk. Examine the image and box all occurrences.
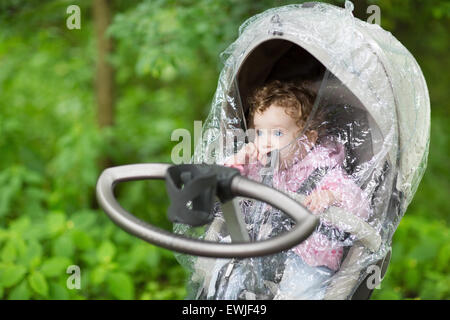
[93,0,115,170]
[352,0,369,22]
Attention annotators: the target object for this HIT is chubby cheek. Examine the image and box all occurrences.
[254,136,265,150]
[278,132,298,149]
[278,132,302,160]
[274,136,289,150]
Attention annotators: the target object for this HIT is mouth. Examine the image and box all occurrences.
[260,150,280,167]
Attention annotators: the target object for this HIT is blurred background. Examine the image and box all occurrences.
[0,0,448,300]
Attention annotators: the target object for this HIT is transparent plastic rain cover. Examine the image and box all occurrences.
[173,1,430,300]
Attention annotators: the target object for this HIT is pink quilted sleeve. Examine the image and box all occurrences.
[318,167,371,220]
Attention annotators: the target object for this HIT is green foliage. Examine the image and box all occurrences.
[372,215,450,299]
[0,210,187,299]
[0,0,448,300]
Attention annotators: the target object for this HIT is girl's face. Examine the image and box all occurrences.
[252,104,302,157]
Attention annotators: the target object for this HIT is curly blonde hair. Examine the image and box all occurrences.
[247,80,319,141]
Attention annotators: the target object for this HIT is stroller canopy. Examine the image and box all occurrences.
[196,1,430,211]
[181,1,430,300]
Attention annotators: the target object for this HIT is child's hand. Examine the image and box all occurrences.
[225,142,258,165]
[304,189,336,214]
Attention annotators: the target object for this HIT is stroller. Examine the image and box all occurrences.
[96,1,430,300]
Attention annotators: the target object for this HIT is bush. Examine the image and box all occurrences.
[0,209,187,299]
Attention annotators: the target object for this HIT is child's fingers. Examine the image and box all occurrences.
[234,148,245,164]
[258,152,270,166]
[237,143,254,164]
[306,192,326,214]
[304,194,313,207]
[224,157,233,165]
[257,151,264,163]
[247,142,256,154]
[248,145,258,163]
[305,195,316,212]
[312,198,320,212]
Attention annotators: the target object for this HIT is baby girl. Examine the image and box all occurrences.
[224,80,371,299]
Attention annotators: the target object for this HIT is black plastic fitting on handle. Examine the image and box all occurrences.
[165,164,240,227]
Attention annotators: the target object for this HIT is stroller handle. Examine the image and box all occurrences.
[96,163,319,258]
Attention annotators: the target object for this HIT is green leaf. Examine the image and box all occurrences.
[40,256,71,278]
[97,241,116,263]
[408,240,439,262]
[0,229,8,245]
[52,235,75,258]
[106,272,134,300]
[46,212,66,236]
[80,250,97,266]
[8,280,31,300]
[436,243,450,272]
[28,271,49,297]
[13,237,27,258]
[71,211,97,230]
[0,264,27,288]
[90,266,107,285]
[71,230,94,250]
[146,247,161,269]
[25,222,49,241]
[17,240,42,269]
[49,282,69,300]
[119,244,148,272]
[1,240,17,263]
[10,217,31,233]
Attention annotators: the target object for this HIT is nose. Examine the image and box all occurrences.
[256,130,272,152]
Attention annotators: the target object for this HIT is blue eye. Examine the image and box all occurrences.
[256,129,263,136]
[274,130,283,137]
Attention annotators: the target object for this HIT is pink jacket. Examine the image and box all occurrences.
[225,139,371,271]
